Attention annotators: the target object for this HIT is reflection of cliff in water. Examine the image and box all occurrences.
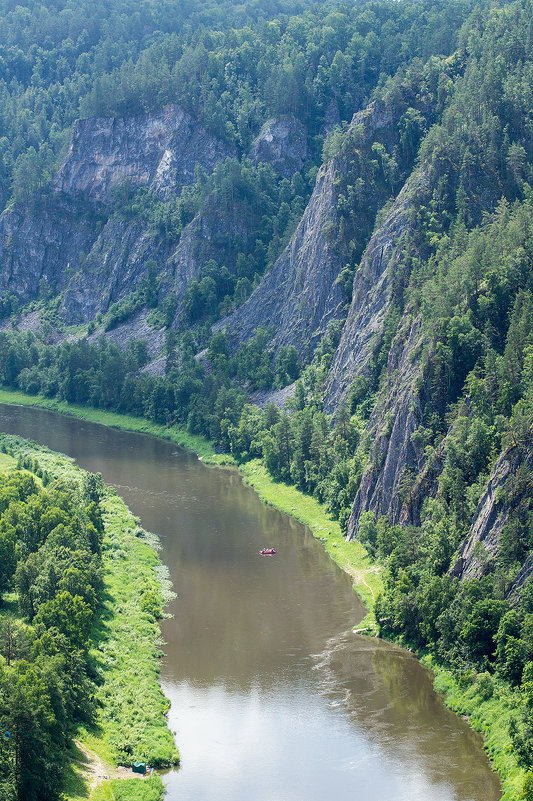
[312,631,501,800]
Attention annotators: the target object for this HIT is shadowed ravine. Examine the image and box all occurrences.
[0,403,501,801]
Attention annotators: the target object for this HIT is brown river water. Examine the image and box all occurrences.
[0,403,502,801]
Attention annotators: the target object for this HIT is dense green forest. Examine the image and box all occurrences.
[0,436,174,801]
[3,0,533,796]
[0,450,104,800]
[0,0,473,206]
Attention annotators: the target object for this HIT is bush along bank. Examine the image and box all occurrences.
[0,432,178,801]
[0,388,381,621]
[0,390,516,798]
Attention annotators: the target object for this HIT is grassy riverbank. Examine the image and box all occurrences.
[0,432,177,801]
[0,387,381,621]
[0,388,232,465]
[0,388,513,798]
[427,657,522,801]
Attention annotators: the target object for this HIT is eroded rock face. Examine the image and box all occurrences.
[325,168,432,411]
[53,104,234,204]
[346,317,425,539]
[450,439,533,582]
[222,158,345,359]
[0,197,98,305]
[165,194,262,330]
[223,101,397,360]
[0,104,234,324]
[250,115,309,177]
[61,217,173,323]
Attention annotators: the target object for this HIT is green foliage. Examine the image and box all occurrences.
[110,775,164,801]
[0,436,177,800]
[0,457,105,800]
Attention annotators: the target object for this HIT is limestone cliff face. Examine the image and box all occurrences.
[61,218,173,323]
[53,104,234,204]
[222,158,345,358]
[250,115,309,177]
[0,197,99,305]
[325,168,432,410]
[0,104,234,322]
[346,316,425,538]
[320,161,436,538]
[450,438,533,582]
[223,101,396,359]
[165,194,261,330]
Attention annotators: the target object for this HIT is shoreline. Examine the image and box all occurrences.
[0,428,177,801]
[0,388,382,623]
[0,388,515,799]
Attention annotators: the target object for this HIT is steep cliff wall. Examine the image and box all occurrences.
[250,115,309,177]
[222,101,397,359]
[61,217,173,323]
[325,168,432,410]
[0,104,234,324]
[164,193,262,330]
[450,438,533,582]
[346,315,426,538]
[320,162,437,538]
[221,158,345,358]
[53,104,234,204]
[0,197,100,305]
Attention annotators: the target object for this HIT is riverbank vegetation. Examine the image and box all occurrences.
[0,433,177,801]
[0,387,381,618]
[2,0,533,797]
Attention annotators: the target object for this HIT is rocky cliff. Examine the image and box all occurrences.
[250,115,309,177]
[450,438,533,582]
[53,104,234,204]
[0,104,234,324]
[0,196,100,305]
[221,158,346,359]
[164,193,262,330]
[61,217,173,323]
[346,315,425,538]
[325,167,432,411]
[222,101,398,359]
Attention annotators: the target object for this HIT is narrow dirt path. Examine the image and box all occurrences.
[73,740,144,795]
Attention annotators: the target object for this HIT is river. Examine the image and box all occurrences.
[0,403,501,801]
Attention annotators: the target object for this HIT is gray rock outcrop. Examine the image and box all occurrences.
[61,217,172,323]
[223,101,397,360]
[0,104,234,325]
[250,115,309,177]
[325,168,432,410]
[450,439,533,581]
[53,104,234,204]
[222,158,345,359]
[165,194,262,330]
[0,197,99,305]
[346,316,425,538]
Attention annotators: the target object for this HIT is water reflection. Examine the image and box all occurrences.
[0,404,501,801]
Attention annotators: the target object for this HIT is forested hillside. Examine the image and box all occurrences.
[1,0,533,796]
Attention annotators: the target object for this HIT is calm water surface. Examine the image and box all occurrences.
[0,404,501,801]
